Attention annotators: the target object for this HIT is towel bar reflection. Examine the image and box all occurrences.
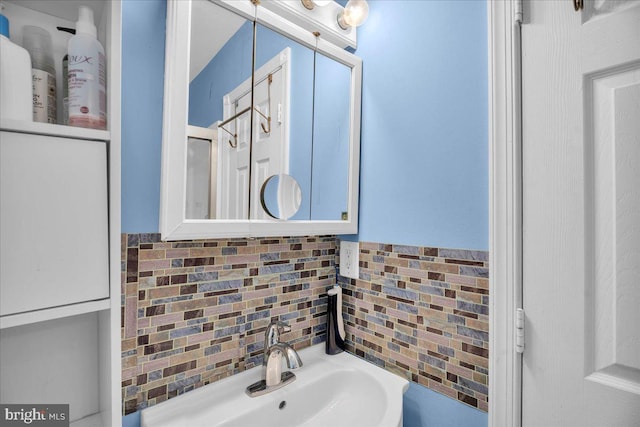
[218,105,271,148]
[218,106,251,148]
[218,73,274,148]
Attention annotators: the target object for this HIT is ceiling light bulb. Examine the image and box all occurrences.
[301,0,332,10]
[337,0,369,29]
[343,0,369,26]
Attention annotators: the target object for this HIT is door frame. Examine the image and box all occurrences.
[488,1,523,426]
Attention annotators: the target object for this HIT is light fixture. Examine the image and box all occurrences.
[337,0,369,29]
[301,0,333,10]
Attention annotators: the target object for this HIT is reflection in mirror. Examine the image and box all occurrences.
[160,0,362,240]
[185,127,217,219]
[311,52,351,220]
[260,174,303,220]
[188,1,254,219]
[252,23,315,220]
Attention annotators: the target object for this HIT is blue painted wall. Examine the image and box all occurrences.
[311,53,351,220]
[403,382,487,427]
[122,411,140,427]
[188,21,253,127]
[121,0,165,232]
[344,0,489,250]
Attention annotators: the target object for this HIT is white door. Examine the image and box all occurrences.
[522,1,640,425]
[251,65,288,220]
[219,92,251,220]
[219,48,290,220]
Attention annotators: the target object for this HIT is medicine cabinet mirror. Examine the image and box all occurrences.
[160,0,361,239]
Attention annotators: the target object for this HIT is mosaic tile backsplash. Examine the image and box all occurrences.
[338,241,489,412]
[121,235,489,415]
[121,234,335,414]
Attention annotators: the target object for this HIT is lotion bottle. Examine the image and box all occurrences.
[68,6,106,129]
[0,6,32,122]
[23,26,57,123]
[57,27,76,125]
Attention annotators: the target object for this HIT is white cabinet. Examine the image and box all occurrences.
[0,1,121,426]
[1,132,109,316]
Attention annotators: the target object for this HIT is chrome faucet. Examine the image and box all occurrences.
[246,321,303,397]
[264,342,303,386]
[263,320,291,365]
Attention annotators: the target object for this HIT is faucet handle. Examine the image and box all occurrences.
[273,320,291,333]
[265,320,291,347]
[267,320,291,334]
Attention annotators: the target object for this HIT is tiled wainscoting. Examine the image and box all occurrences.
[338,241,489,412]
[120,235,489,415]
[121,234,336,414]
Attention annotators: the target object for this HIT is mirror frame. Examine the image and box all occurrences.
[160,0,362,240]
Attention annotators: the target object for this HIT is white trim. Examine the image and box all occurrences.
[488,1,523,426]
[0,299,111,330]
[160,0,193,240]
[0,119,110,141]
[105,1,123,424]
[160,0,362,241]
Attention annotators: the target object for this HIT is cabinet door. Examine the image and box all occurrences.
[1,131,109,316]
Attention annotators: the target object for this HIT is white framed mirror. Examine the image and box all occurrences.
[160,0,362,240]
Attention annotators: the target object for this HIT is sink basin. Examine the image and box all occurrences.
[141,343,409,427]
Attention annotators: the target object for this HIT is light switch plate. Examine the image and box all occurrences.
[340,240,359,279]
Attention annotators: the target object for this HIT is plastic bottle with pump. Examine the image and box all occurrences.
[0,3,33,122]
[68,6,106,130]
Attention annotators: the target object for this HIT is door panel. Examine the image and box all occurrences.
[586,68,640,394]
[251,65,287,220]
[522,1,640,425]
[220,91,251,220]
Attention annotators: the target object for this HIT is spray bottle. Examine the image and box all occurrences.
[68,6,106,130]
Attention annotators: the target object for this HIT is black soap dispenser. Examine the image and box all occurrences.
[326,285,346,354]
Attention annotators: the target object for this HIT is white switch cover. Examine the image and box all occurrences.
[340,240,359,279]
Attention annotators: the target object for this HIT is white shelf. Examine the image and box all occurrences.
[0,119,110,142]
[0,298,110,330]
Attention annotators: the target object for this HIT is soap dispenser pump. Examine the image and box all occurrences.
[326,285,346,354]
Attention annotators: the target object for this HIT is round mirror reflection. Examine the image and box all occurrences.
[260,174,302,220]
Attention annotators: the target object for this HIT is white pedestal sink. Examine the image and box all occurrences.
[141,343,409,427]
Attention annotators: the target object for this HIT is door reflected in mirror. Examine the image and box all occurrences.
[187,1,253,220]
[260,174,302,220]
[252,23,315,220]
